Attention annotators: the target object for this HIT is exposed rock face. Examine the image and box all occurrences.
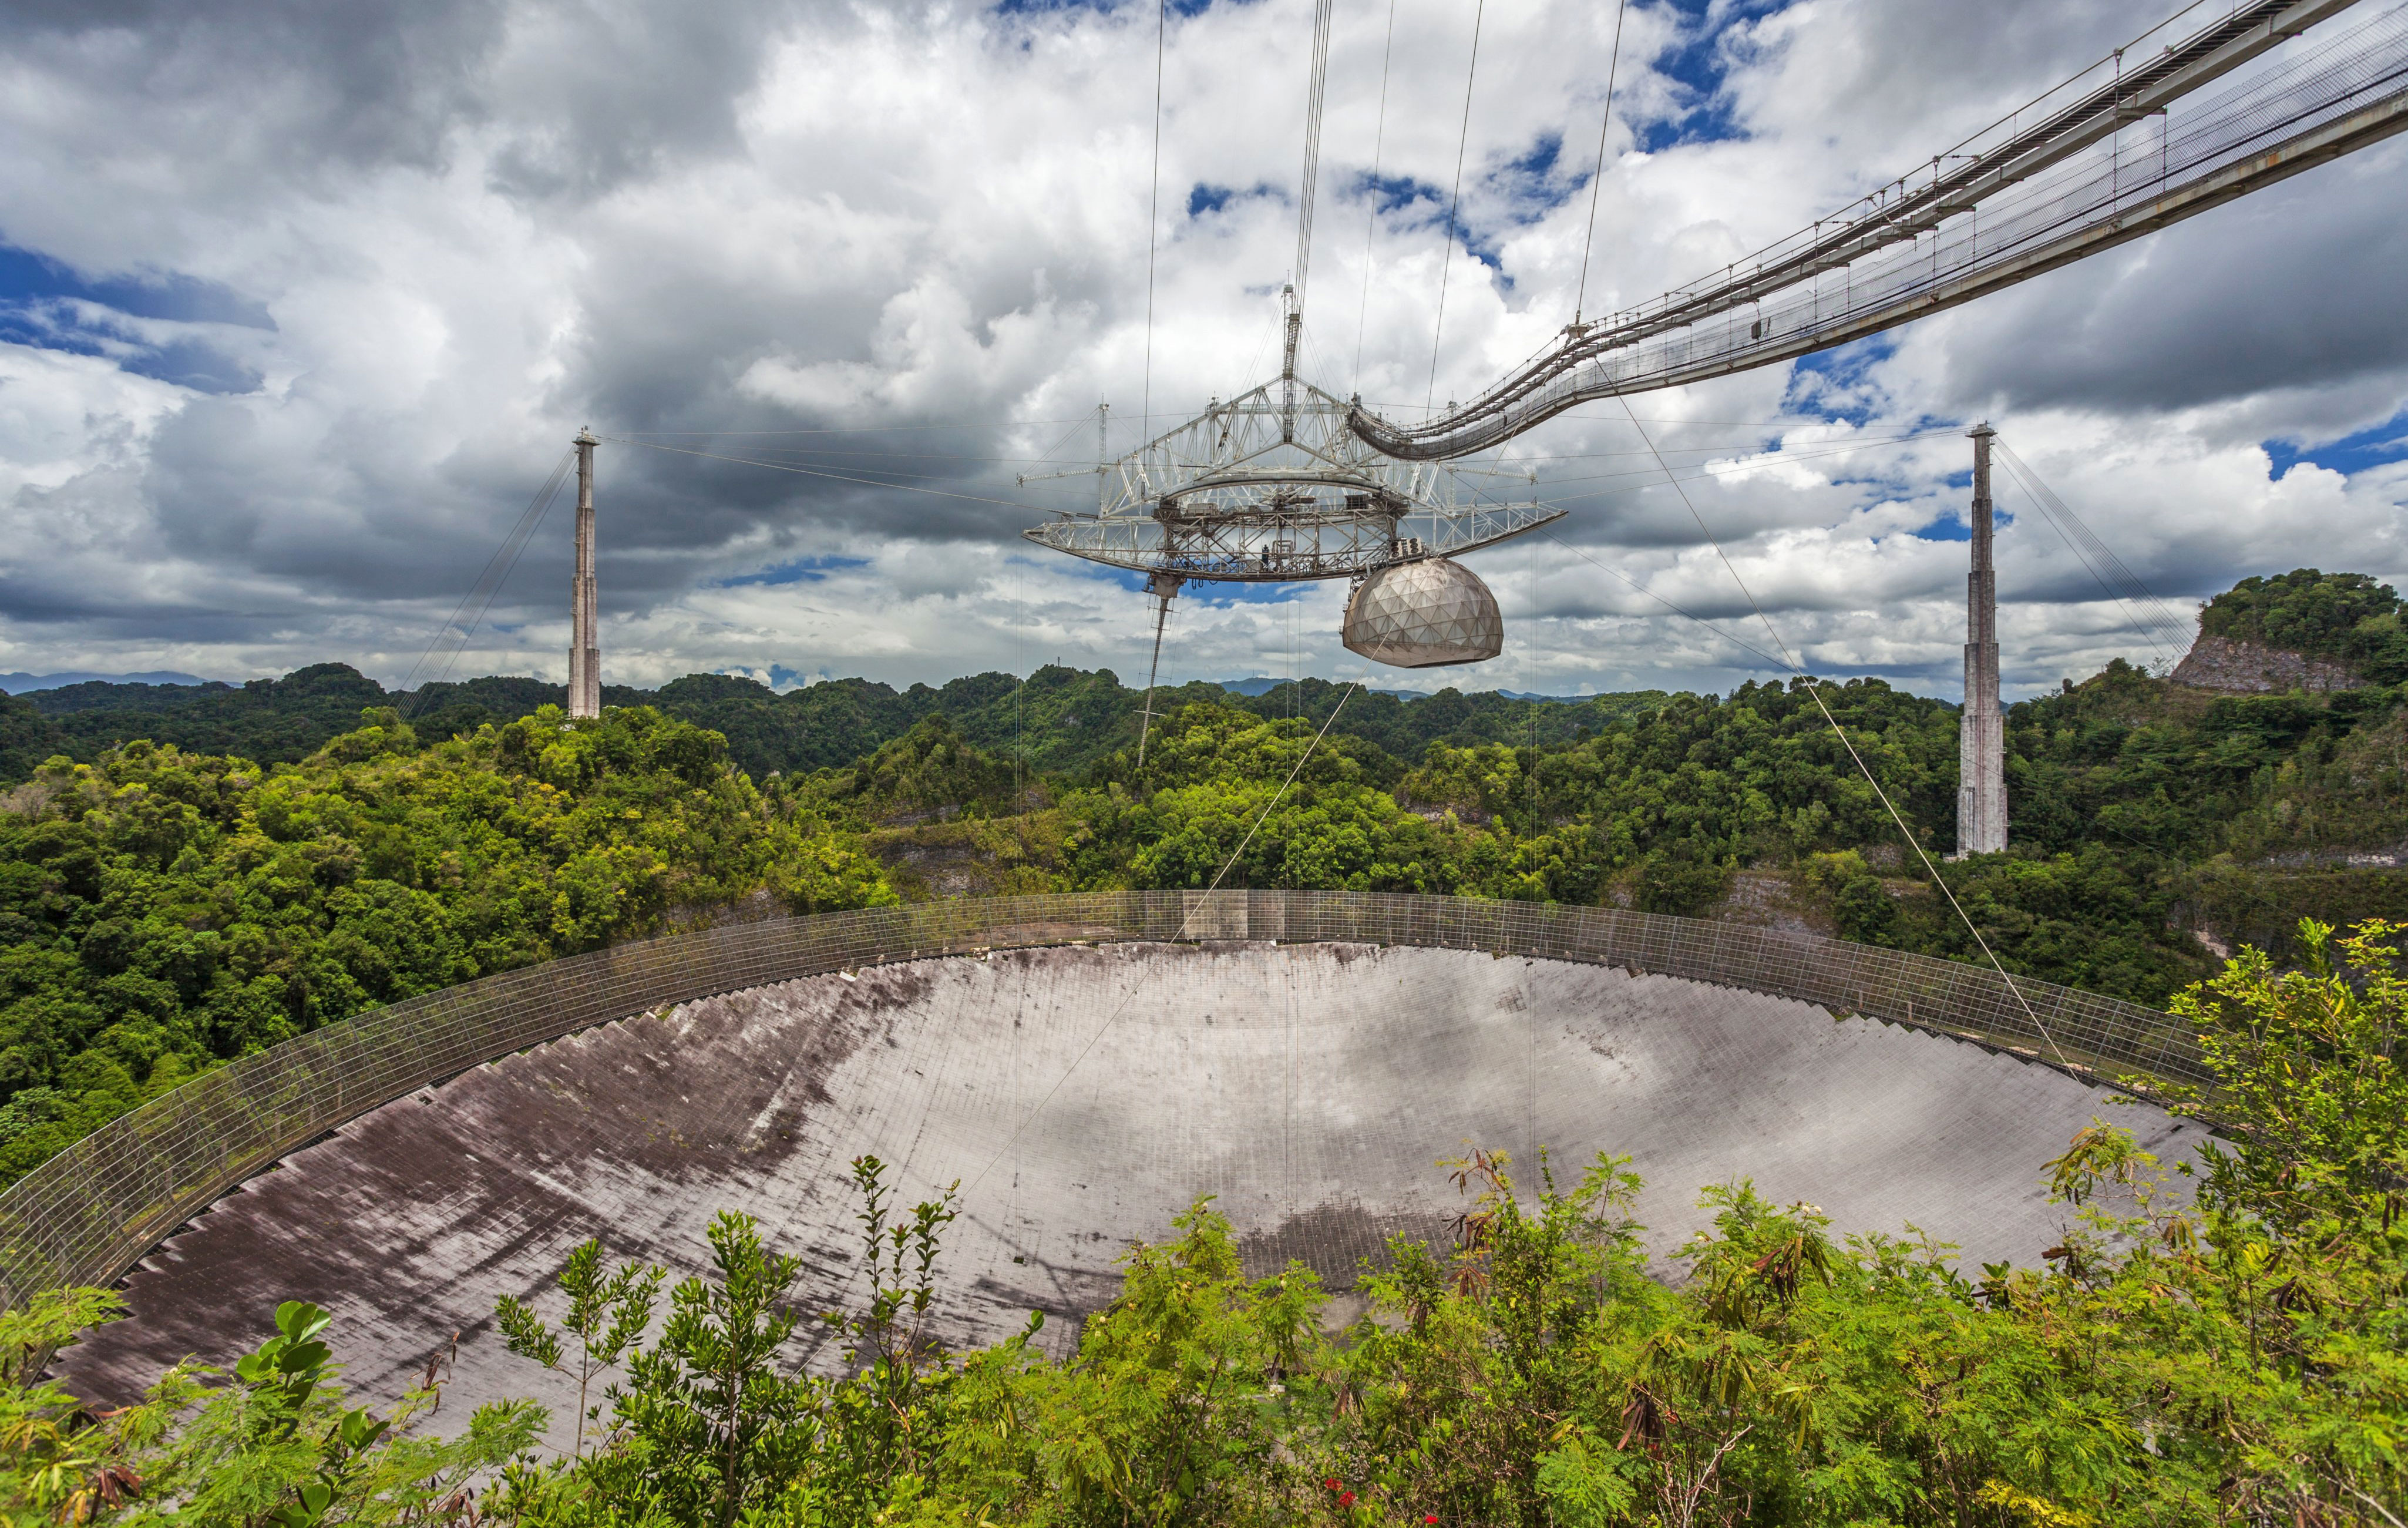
[2171,633,2362,693]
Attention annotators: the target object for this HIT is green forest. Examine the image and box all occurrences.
[5,572,2408,1197]
[1,569,2406,1521]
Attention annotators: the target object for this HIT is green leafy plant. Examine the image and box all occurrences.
[497,1238,664,1461]
[1,1291,541,1526]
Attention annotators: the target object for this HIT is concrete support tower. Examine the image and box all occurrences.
[1957,425,2006,856]
[567,428,601,720]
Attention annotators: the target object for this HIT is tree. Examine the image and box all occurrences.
[497,1239,663,1461]
[0,1291,541,1525]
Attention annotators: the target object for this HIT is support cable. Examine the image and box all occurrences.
[397,449,576,717]
[1427,0,1488,414]
[967,676,1364,1194]
[601,437,1056,515]
[1573,0,1634,324]
[1529,427,1965,506]
[1992,437,2194,664]
[1014,546,1027,817]
[1142,0,1168,431]
[1613,400,2077,1073]
[1353,0,1400,392]
[1536,529,1793,671]
[1136,580,1176,768]
[1294,0,1338,311]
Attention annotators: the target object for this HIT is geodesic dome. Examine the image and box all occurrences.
[1342,556,1504,667]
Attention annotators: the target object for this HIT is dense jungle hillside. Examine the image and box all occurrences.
[9,921,2404,1525]
[2,570,2406,1196]
[0,661,1671,784]
[4,573,2407,1523]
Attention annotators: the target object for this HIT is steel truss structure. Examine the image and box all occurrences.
[1023,296,1562,582]
[1351,0,2408,460]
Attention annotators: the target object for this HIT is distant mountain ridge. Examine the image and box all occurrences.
[0,670,210,692]
[0,662,1671,785]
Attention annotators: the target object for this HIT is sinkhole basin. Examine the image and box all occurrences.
[55,939,2208,1427]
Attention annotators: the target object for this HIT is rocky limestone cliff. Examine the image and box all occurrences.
[2170,632,2363,693]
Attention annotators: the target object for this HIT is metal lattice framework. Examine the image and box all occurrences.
[0,891,2216,1313]
[1352,0,2408,460]
[1024,301,1562,582]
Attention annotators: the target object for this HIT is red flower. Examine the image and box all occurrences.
[1324,1478,1340,1491]
[1340,1492,1356,1507]
[1426,1518,1440,1524]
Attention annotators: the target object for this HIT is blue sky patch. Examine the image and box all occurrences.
[2263,409,2408,479]
[996,0,1218,18]
[1078,563,1310,605]
[1187,181,1284,220]
[1636,0,1794,152]
[0,241,271,394]
[1187,579,1313,606]
[716,555,870,587]
[1782,335,1896,425]
[1353,172,1445,224]
[1484,131,1586,233]
[0,244,272,329]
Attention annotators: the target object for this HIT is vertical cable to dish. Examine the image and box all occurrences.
[1427,0,1488,414]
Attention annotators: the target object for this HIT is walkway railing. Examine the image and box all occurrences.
[0,891,2207,1310]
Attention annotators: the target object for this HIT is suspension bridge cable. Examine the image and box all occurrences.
[1353,0,1399,393]
[1294,0,1338,310]
[1529,427,1962,503]
[1142,0,1168,431]
[1033,408,1104,468]
[966,675,1366,1195]
[1612,399,2077,1073]
[1992,436,2194,662]
[1535,530,1795,671]
[396,448,576,716]
[1573,0,1633,325]
[614,418,1104,437]
[1990,465,2186,667]
[1426,0,1488,414]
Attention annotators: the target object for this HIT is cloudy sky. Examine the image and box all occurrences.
[2,0,2404,701]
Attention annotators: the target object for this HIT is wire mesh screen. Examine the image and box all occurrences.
[0,892,2207,1311]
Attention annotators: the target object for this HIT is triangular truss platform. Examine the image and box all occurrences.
[1023,350,1562,584]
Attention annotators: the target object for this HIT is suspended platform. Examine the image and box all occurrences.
[1022,350,1562,583]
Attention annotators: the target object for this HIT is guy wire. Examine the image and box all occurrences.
[1353,0,1400,394]
[1294,0,1338,310]
[1992,436,2192,664]
[1573,0,1633,325]
[397,448,576,718]
[1613,398,2077,1074]
[603,437,1057,515]
[1427,0,1488,415]
[965,675,1364,1195]
[1142,0,1167,430]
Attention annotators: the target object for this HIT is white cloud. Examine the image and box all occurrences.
[0,0,2400,702]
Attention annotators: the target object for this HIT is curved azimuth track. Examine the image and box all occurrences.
[1352,0,2408,461]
